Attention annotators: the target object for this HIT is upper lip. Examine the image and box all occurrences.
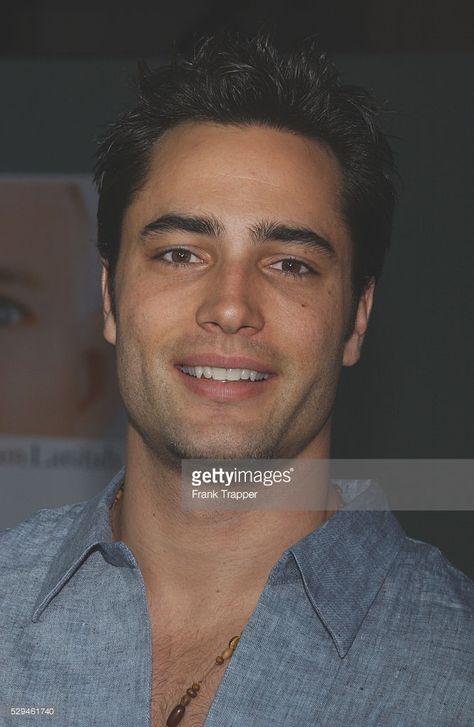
[176,354,276,374]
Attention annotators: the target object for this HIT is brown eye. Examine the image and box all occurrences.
[157,248,201,265]
[281,259,303,274]
[170,249,192,263]
[271,258,314,276]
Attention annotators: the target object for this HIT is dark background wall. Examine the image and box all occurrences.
[1,1,473,54]
[1,1,472,577]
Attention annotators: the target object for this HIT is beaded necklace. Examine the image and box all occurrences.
[110,482,343,725]
[164,634,241,726]
[110,486,241,726]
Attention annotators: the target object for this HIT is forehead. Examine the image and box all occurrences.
[124,122,348,242]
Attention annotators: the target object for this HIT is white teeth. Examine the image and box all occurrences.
[179,365,270,382]
[225,368,242,381]
[212,368,227,381]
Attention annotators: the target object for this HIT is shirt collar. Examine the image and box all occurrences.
[289,480,405,658]
[32,467,128,622]
[32,473,405,658]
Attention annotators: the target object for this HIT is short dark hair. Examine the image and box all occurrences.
[94,33,397,313]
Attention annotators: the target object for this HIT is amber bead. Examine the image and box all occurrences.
[166,704,186,727]
[192,682,200,691]
[229,636,240,650]
[215,655,224,664]
[180,694,191,706]
[186,687,197,698]
[221,647,233,660]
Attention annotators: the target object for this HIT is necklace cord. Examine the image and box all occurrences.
[109,483,342,726]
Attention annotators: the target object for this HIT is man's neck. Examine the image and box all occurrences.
[112,424,339,637]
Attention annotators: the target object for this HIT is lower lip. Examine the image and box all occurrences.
[175,366,275,401]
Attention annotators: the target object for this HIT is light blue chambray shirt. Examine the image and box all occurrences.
[1,470,473,726]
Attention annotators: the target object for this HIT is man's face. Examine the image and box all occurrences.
[104,123,372,460]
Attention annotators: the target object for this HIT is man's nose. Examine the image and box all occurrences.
[195,262,264,336]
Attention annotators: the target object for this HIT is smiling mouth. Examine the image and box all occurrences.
[177,365,271,382]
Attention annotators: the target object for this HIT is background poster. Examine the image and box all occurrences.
[0,176,125,527]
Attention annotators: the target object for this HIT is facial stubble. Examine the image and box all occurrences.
[117,336,339,466]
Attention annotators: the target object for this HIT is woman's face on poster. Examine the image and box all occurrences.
[0,180,119,437]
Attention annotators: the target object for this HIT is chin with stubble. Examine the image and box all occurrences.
[129,414,284,468]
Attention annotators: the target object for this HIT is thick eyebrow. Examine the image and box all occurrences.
[0,267,41,288]
[140,213,336,259]
[141,213,224,239]
[250,220,337,259]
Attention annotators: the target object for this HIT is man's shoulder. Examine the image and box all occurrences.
[0,503,85,629]
[379,528,474,673]
[0,501,87,605]
[393,531,474,613]
[1,502,86,561]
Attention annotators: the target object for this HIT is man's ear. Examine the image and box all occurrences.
[101,261,117,346]
[342,278,375,367]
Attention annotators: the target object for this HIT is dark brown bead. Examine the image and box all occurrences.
[166,704,186,727]
[180,694,191,706]
[215,655,224,664]
[192,682,200,691]
[186,687,197,698]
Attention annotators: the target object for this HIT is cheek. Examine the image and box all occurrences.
[269,283,346,368]
[118,283,182,349]
[114,280,187,388]
[118,255,188,323]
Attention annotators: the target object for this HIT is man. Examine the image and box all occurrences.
[1,34,472,727]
